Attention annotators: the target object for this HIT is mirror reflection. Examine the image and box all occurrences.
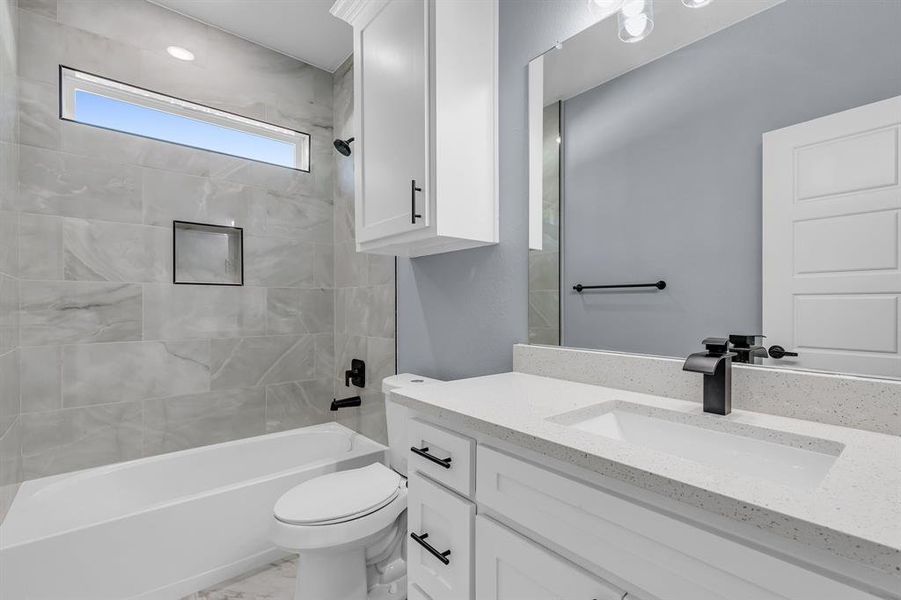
[528,0,901,379]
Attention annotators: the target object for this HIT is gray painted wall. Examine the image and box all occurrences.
[563,0,901,359]
[397,1,596,380]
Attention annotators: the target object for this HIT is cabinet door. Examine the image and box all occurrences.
[408,472,474,600]
[357,0,429,244]
[475,516,625,600]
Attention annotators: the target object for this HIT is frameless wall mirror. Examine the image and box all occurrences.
[528,0,901,379]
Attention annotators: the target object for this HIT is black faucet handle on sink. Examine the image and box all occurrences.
[702,337,730,354]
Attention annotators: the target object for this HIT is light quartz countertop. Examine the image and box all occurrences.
[392,372,901,578]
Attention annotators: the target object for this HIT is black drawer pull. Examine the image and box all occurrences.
[410,532,451,565]
[410,446,452,469]
[411,179,422,224]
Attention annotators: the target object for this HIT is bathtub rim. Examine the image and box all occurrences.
[1,423,387,549]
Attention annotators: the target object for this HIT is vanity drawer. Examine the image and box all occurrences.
[476,446,879,600]
[408,418,475,497]
[408,471,475,600]
[475,515,625,600]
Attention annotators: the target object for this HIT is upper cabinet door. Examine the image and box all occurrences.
[356,0,429,244]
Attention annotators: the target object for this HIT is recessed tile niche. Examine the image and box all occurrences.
[173,221,244,286]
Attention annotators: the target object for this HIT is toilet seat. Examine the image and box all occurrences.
[271,463,408,552]
[275,463,402,526]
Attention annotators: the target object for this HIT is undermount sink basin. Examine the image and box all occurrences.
[548,402,843,490]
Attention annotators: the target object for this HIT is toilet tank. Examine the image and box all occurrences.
[383,374,442,476]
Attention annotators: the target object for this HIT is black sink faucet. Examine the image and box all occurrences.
[683,338,737,415]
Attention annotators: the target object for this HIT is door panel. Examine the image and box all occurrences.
[358,0,429,243]
[763,95,901,377]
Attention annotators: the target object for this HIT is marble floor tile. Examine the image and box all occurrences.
[182,557,297,600]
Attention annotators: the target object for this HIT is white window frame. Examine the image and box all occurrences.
[59,65,311,172]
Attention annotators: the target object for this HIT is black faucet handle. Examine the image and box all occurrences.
[702,337,730,354]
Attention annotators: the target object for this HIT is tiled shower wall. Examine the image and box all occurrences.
[528,102,560,345]
[0,0,21,521]
[7,0,394,482]
[331,58,396,445]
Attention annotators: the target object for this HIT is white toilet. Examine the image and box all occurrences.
[271,374,440,600]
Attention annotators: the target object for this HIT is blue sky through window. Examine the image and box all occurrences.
[74,91,297,168]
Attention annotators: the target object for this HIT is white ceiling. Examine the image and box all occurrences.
[150,0,352,73]
[544,0,786,104]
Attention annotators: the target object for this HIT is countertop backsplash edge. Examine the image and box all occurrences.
[513,344,901,437]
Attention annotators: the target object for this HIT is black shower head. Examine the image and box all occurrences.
[333,137,355,156]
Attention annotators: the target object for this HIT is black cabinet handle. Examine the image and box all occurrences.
[411,179,422,224]
[410,532,451,565]
[410,446,452,469]
[768,345,799,359]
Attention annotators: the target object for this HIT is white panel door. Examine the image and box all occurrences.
[475,516,625,600]
[763,95,901,378]
[357,0,429,243]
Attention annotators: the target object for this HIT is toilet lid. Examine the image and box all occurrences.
[274,463,402,525]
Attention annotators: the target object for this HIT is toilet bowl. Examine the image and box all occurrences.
[271,374,441,600]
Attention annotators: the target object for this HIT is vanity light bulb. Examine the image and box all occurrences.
[618,0,654,43]
[682,0,712,7]
[621,0,646,18]
[591,0,625,10]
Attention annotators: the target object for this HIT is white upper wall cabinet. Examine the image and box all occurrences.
[332,0,499,257]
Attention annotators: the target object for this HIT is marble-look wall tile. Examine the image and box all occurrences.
[244,237,332,288]
[62,340,210,407]
[142,169,252,228]
[314,333,334,380]
[265,378,333,433]
[142,285,267,341]
[0,349,19,421]
[19,345,61,413]
[344,285,394,338]
[17,146,143,223]
[58,0,208,63]
[63,219,170,282]
[210,335,315,390]
[0,274,18,354]
[0,419,23,518]
[20,401,143,479]
[19,280,142,346]
[0,144,17,209]
[19,0,57,20]
[247,189,332,243]
[0,211,17,277]
[17,212,62,280]
[143,387,265,456]
[334,241,368,288]
[266,288,334,334]
[18,77,59,150]
[16,9,60,85]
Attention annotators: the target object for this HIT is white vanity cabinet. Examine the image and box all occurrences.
[331,0,498,257]
[405,416,888,600]
[475,515,626,600]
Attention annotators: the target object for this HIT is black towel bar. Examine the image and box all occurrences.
[573,280,666,292]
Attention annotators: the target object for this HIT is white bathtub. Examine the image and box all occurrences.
[0,422,387,600]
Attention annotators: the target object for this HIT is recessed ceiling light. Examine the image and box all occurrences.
[166,46,195,61]
[682,0,712,7]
